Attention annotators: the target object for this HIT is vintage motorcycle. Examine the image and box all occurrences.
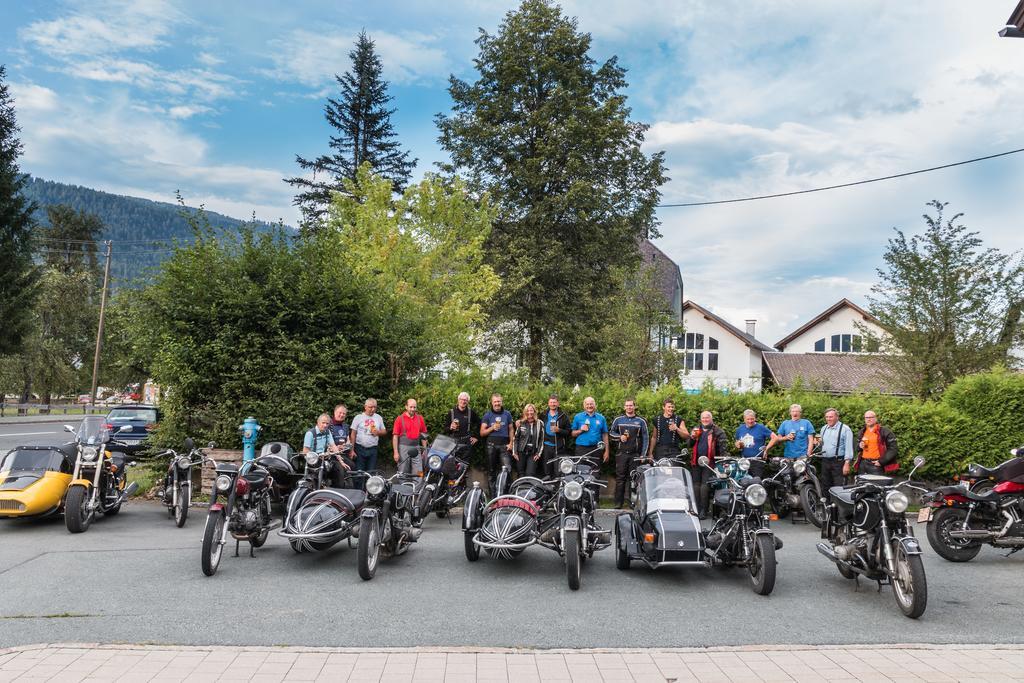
[763,453,818,522]
[63,417,138,534]
[920,447,1024,562]
[279,448,365,554]
[417,435,471,519]
[357,473,424,580]
[254,441,303,503]
[464,455,611,590]
[815,456,929,619]
[157,437,211,527]
[200,455,277,576]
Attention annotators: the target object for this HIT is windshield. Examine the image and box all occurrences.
[107,407,158,422]
[1,448,71,473]
[640,466,697,511]
[428,434,457,456]
[77,416,110,445]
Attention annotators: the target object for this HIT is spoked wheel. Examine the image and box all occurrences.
[565,530,581,591]
[358,516,380,580]
[64,485,93,534]
[464,531,480,562]
[174,484,190,528]
[748,533,776,595]
[799,485,825,528]
[892,542,927,619]
[201,510,226,577]
[926,508,983,562]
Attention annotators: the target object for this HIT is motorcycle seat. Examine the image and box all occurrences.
[324,488,366,510]
[965,489,1001,502]
[243,472,270,490]
[829,486,856,511]
[856,474,894,486]
[109,452,128,470]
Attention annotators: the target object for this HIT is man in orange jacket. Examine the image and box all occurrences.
[845,410,899,476]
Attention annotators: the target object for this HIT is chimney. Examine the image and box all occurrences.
[745,320,756,337]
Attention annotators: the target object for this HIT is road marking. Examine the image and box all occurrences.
[1,432,58,437]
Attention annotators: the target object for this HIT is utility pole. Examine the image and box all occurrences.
[90,241,112,408]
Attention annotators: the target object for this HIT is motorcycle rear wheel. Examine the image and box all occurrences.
[201,510,226,577]
[892,544,927,619]
[464,531,480,562]
[174,484,189,528]
[358,517,380,580]
[799,484,824,528]
[926,507,983,562]
[64,485,93,534]
[565,530,581,591]
[749,533,776,595]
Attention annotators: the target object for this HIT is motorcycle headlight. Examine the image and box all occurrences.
[428,454,443,471]
[82,447,98,462]
[216,475,232,492]
[366,476,385,496]
[744,484,768,507]
[305,452,319,466]
[885,491,909,514]
[793,459,807,474]
[738,458,750,472]
[559,458,574,475]
[563,481,583,501]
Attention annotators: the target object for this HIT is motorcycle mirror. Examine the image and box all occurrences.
[63,424,75,433]
[912,456,925,468]
[1011,448,1021,457]
[183,437,194,452]
[697,455,709,467]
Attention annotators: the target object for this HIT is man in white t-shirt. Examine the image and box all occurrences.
[350,398,387,478]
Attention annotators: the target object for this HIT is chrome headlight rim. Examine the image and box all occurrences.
[793,459,807,474]
[738,458,750,472]
[427,454,443,471]
[81,447,98,462]
[885,490,909,514]
[563,480,583,501]
[304,452,319,466]
[745,483,768,507]
[215,474,232,492]
[365,475,386,496]
[559,458,574,475]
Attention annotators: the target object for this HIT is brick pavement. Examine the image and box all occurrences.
[1,643,1022,682]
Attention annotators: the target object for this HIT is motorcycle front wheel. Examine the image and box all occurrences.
[201,510,226,576]
[799,484,824,528]
[358,516,380,580]
[748,533,776,595]
[892,543,927,619]
[174,483,190,528]
[926,507,983,562]
[565,530,581,591]
[64,485,93,534]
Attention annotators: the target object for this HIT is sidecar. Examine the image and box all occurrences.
[463,476,556,560]
[255,442,301,502]
[279,483,366,553]
[615,464,705,569]
[0,446,75,518]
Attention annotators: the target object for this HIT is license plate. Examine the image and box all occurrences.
[563,517,580,530]
[916,508,932,523]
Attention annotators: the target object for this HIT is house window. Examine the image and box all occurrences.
[684,352,704,371]
[814,338,825,352]
[831,334,841,352]
[852,335,862,352]
[684,333,704,350]
[708,353,719,371]
[841,334,852,352]
[708,337,719,350]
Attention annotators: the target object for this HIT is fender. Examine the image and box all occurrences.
[361,507,380,520]
[615,513,634,551]
[69,479,93,489]
[896,535,922,555]
[752,527,775,536]
[462,485,484,531]
[283,486,311,528]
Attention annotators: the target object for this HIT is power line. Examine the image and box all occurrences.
[656,147,1024,208]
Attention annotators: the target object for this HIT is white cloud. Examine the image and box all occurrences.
[167,105,213,119]
[8,82,60,113]
[19,0,184,57]
[264,28,449,87]
[196,52,223,67]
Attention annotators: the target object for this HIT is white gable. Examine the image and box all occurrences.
[779,302,886,353]
[680,306,764,393]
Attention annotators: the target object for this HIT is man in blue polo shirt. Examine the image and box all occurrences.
[571,396,609,472]
[776,403,815,459]
[734,409,774,476]
[481,394,515,496]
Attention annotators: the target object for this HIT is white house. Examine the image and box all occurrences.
[774,298,886,354]
[679,301,773,393]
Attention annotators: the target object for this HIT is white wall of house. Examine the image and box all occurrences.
[679,309,763,393]
[781,305,886,353]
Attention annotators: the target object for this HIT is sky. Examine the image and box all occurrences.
[3,0,1024,345]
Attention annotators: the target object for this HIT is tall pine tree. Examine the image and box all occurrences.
[286,31,416,231]
[0,65,39,356]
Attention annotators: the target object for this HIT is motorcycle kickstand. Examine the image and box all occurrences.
[234,540,240,558]
[249,542,255,558]
[854,575,860,592]
[1004,547,1021,558]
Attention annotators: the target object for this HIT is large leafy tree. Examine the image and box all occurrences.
[436,0,667,381]
[37,204,105,276]
[0,64,40,355]
[287,31,416,231]
[868,200,1024,398]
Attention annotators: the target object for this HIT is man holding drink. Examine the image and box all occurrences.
[481,394,515,496]
[650,399,688,460]
[540,394,572,478]
[350,398,386,479]
[571,396,610,472]
[609,398,650,508]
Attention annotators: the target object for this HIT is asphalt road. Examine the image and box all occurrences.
[0,419,80,453]
[1,502,1022,649]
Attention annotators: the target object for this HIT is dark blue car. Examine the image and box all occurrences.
[104,404,160,454]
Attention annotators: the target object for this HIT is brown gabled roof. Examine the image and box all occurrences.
[763,352,910,396]
[638,239,682,311]
[1010,0,1024,28]
[683,300,774,352]
[774,298,881,351]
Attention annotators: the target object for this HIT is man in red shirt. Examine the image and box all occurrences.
[393,398,429,475]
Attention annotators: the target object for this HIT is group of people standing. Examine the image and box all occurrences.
[300,394,899,515]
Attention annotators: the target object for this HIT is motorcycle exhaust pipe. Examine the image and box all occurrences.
[948,529,996,540]
[116,482,139,505]
[816,541,840,562]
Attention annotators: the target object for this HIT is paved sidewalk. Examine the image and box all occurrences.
[1,643,1022,682]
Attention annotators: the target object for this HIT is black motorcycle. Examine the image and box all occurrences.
[921,447,1024,562]
[763,454,815,521]
[700,456,780,595]
[417,435,471,519]
[357,473,424,580]
[280,448,364,554]
[815,456,928,618]
[201,456,277,576]
[158,437,211,527]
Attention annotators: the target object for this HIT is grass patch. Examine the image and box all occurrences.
[128,460,164,498]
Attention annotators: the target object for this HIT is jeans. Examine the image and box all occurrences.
[542,443,561,478]
[689,463,712,516]
[354,444,377,488]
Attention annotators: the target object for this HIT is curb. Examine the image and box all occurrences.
[4,643,1024,657]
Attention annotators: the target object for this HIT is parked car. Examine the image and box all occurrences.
[103,404,160,455]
